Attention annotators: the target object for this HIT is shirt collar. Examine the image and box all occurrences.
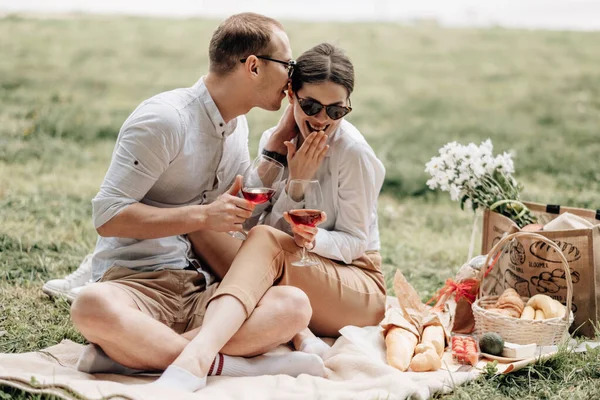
[194,77,238,138]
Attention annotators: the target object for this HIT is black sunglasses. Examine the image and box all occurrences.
[240,55,296,78]
[295,94,352,120]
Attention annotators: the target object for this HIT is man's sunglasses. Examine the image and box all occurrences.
[240,55,296,78]
[295,94,352,120]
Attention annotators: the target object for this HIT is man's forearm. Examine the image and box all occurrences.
[96,202,206,239]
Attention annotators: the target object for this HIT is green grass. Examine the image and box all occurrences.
[1,13,600,400]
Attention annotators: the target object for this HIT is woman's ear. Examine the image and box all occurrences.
[287,83,294,103]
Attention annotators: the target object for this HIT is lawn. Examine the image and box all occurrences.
[1,13,600,399]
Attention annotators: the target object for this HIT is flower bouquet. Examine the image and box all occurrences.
[425,139,535,228]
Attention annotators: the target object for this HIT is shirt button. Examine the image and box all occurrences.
[219,122,224,127]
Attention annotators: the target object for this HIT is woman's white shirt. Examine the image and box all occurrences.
[257,119,385,264]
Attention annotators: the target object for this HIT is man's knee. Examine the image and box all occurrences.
[71,284,125,339]
[268,286,312,333]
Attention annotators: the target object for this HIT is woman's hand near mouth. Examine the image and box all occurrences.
[284,130,329,182]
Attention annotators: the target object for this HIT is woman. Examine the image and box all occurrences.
[190,43,387,353]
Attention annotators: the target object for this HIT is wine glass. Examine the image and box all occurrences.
[286,179,323,267]
[230,154,285,240]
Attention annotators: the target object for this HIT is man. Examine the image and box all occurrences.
[70,13,324,392]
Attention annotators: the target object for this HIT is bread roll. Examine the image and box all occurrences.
[553,299,566,318]
[409,343,441,372]
[520,305,535,320]
[385,327,418,372]
[527,294,563,319]
[534,309,546,320]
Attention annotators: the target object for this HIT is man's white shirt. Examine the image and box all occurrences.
[91,77,250,282]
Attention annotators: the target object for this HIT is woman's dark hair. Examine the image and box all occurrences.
[291,43,354,98]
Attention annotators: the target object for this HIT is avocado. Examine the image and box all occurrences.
[479,332,504,356]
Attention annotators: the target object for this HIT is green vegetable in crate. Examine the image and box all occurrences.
[479,332,504,356]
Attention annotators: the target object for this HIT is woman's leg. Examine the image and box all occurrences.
[210,225,387,338]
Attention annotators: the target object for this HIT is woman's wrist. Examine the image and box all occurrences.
[265,129,291,154]
[262,149,287,167]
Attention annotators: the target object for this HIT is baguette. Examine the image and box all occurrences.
[421,325,445,357]
[385,327,418,371]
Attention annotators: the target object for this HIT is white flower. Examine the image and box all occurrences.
[425,139,522,210]
[495,152,515,174]
[480,139,493,155]
[426,178,438,190]
[449,184,461,201]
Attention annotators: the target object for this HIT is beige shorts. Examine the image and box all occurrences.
[99,266,219,334]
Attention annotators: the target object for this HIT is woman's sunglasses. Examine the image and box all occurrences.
[295,94,352,120]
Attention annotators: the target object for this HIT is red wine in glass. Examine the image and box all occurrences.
[241,187,276,205]
[286,180,323,267]
[288,209,322,227]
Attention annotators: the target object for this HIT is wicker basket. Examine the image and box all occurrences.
[472,232,574,346]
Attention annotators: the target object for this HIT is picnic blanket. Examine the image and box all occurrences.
[0,324,478,400]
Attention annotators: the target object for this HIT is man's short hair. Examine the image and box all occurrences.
[209,13,284,75]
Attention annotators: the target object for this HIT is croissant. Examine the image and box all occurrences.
[498,288,519,299]
[495,289,524,312]
[493,288,525,318]
[488,307,520,318]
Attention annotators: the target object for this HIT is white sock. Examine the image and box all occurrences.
[76,344,147,375]
[149,365,207,392]
[208,352,325,378]
[298,337,331,359]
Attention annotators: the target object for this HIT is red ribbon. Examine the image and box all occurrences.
[427,278,479,309]
[427,252,501,311]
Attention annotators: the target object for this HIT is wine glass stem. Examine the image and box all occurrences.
[301,246,307,262]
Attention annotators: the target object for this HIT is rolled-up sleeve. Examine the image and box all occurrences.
[312,142,385,263]
[92,104,182,229]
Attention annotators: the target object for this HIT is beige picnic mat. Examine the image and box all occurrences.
[0,325,478,400]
